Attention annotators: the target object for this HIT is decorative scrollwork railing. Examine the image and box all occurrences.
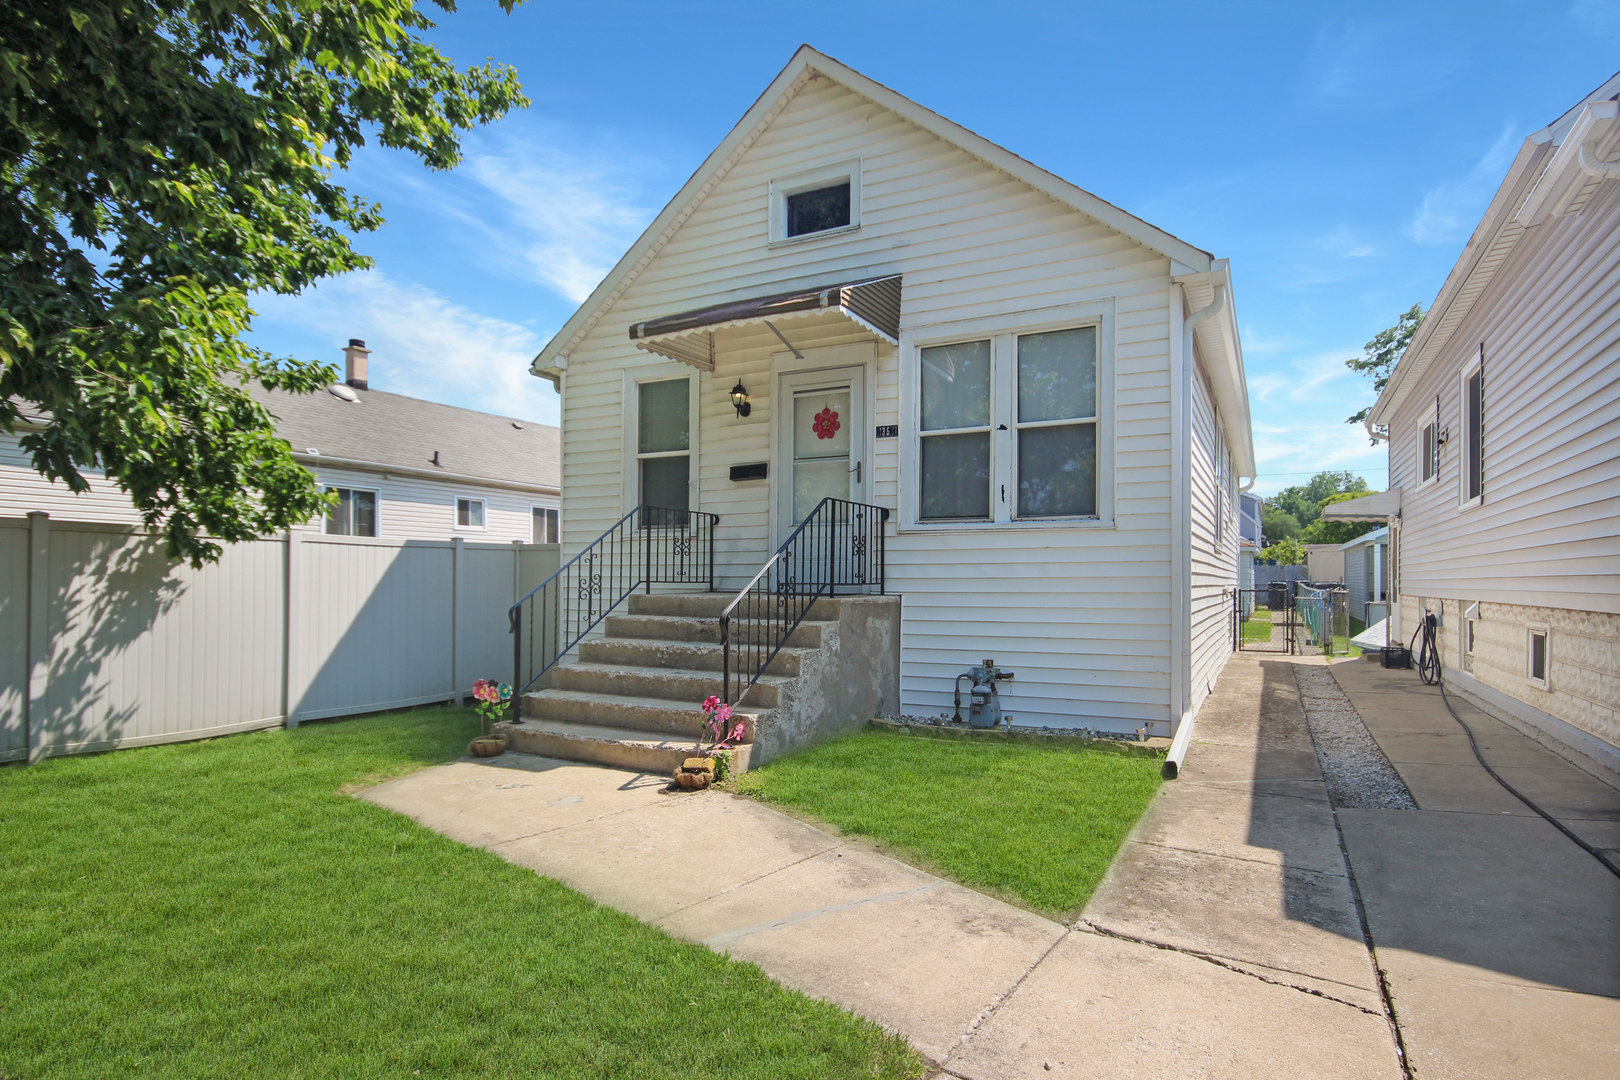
[719,497,889,707]
[510,505,717,695]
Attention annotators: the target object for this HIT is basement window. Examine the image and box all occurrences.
[1527,625,1549,689]
[325,487,377,536]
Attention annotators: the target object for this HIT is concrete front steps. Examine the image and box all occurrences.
[496,592,837,776]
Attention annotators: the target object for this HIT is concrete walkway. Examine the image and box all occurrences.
[1328,661,1620,1080]
[362,654,1403,1079]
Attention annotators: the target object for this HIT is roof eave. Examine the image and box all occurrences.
[531,44,1216,377]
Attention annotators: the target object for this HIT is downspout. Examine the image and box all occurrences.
[1164,282,1226,780]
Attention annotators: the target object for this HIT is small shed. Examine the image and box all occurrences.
[1340,527,1390,624]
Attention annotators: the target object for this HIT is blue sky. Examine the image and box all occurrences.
[247,1,1620,497]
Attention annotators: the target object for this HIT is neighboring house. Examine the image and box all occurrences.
[1,340,562,542]
[1325,73,1620,774]
[1305,544,1346,585]
[527,46,1253,755]
[1338,527,1389,625]
[1237,491,1264,593]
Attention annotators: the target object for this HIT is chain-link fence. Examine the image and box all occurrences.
[1295,584,1351,657]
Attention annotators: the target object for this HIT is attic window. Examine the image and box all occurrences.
[769,160,860,244]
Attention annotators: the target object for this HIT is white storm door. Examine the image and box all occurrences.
[775,365,867,545]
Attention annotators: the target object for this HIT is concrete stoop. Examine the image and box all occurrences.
[496,591,901,774]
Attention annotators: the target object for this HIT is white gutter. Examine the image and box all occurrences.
[290,453,559,497]
[1578,142,1620,180]
[1165,281,1227,780]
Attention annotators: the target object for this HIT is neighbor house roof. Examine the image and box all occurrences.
[252,385,559,494]
[1338,525,1389,552]
[531,44,1215,379]
[1369,71,1620,429]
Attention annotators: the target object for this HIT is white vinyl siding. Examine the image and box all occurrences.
[1387,175,1620,615]
[1189,357,1236,715]
[554,75,1243,733]
[0,437,553,544]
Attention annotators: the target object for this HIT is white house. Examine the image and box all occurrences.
[1326,73,1620,775]
[1,340,562,542]
[515,47,1253,772]
[1238,491,1264,593]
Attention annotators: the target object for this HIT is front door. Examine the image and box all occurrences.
[775,365,866,545]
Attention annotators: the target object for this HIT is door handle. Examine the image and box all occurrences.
[851,461,862,484]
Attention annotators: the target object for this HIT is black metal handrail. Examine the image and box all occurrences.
[510,505,718,696]
[719,497,889,707]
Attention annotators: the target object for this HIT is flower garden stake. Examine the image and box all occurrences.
[468,678,514,756]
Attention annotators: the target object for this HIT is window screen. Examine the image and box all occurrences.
[785,182,851,237]
[457,498,485,528]
[1016,327,1098,518]
[918,340,992,520]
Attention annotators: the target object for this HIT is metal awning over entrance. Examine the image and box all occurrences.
[628,275,902,370]
[1319,488,1402,522]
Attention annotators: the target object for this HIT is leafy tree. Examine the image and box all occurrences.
[1259,536,1306,567]
[1260,507,1300,543]
[1345,304,1425,426]
[1,0,527,565]
[1299,492,1382,545]
[1267,471,1370,529]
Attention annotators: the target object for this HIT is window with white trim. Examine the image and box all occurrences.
[768,161,860,244]
[1460,351,1484,506]
[915,322,1105,524]
[1420,421,1439,483]
[325,487,377,536]
[532,506,558,544]
[456,497,485,530]
[1527,625,1549,689]
[637,378,689,512]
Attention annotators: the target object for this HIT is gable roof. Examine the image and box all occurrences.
[531,45,1214,378]
[251,385,559,493]
[1368,70,1620,428]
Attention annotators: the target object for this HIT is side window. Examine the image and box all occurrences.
[532,507,558,544]
[1461,353,1484,505]
[325,487,377,536]
[638,378,690,513]
[1527,625,1549,689]
[456,498,485,530]
[1420,422,1438,482]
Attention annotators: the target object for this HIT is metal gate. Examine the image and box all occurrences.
[1233,586,1296,653]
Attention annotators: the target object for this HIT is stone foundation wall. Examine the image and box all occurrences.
[1400,595,1619,755]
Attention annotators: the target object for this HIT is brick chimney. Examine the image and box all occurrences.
[343,339,370,390]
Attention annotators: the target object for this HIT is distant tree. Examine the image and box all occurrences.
[1261,507,1301,543]
[1260,537,1307,567]
[1268,471,1371,529]
[1346,304,1425,427]
[1299,492,1382,545]
[1,0,527,565]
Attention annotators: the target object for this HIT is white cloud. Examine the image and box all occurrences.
[252,272,560,425]
[1407,124,1520,244]
[1250,420,1389,498]
[462,140,655,304]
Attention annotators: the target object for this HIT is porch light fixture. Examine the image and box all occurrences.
[730,380,751,418]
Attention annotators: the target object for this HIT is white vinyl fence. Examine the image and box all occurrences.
[0,513,559,763]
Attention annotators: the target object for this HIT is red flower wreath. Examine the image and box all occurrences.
[812,407,841,440]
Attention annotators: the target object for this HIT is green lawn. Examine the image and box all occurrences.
[0,709,922,1080]
[734,729,1163,918]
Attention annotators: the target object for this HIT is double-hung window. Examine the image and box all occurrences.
[325,487,377,536]
[637,378,690,513]
[913,313,1109,527]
